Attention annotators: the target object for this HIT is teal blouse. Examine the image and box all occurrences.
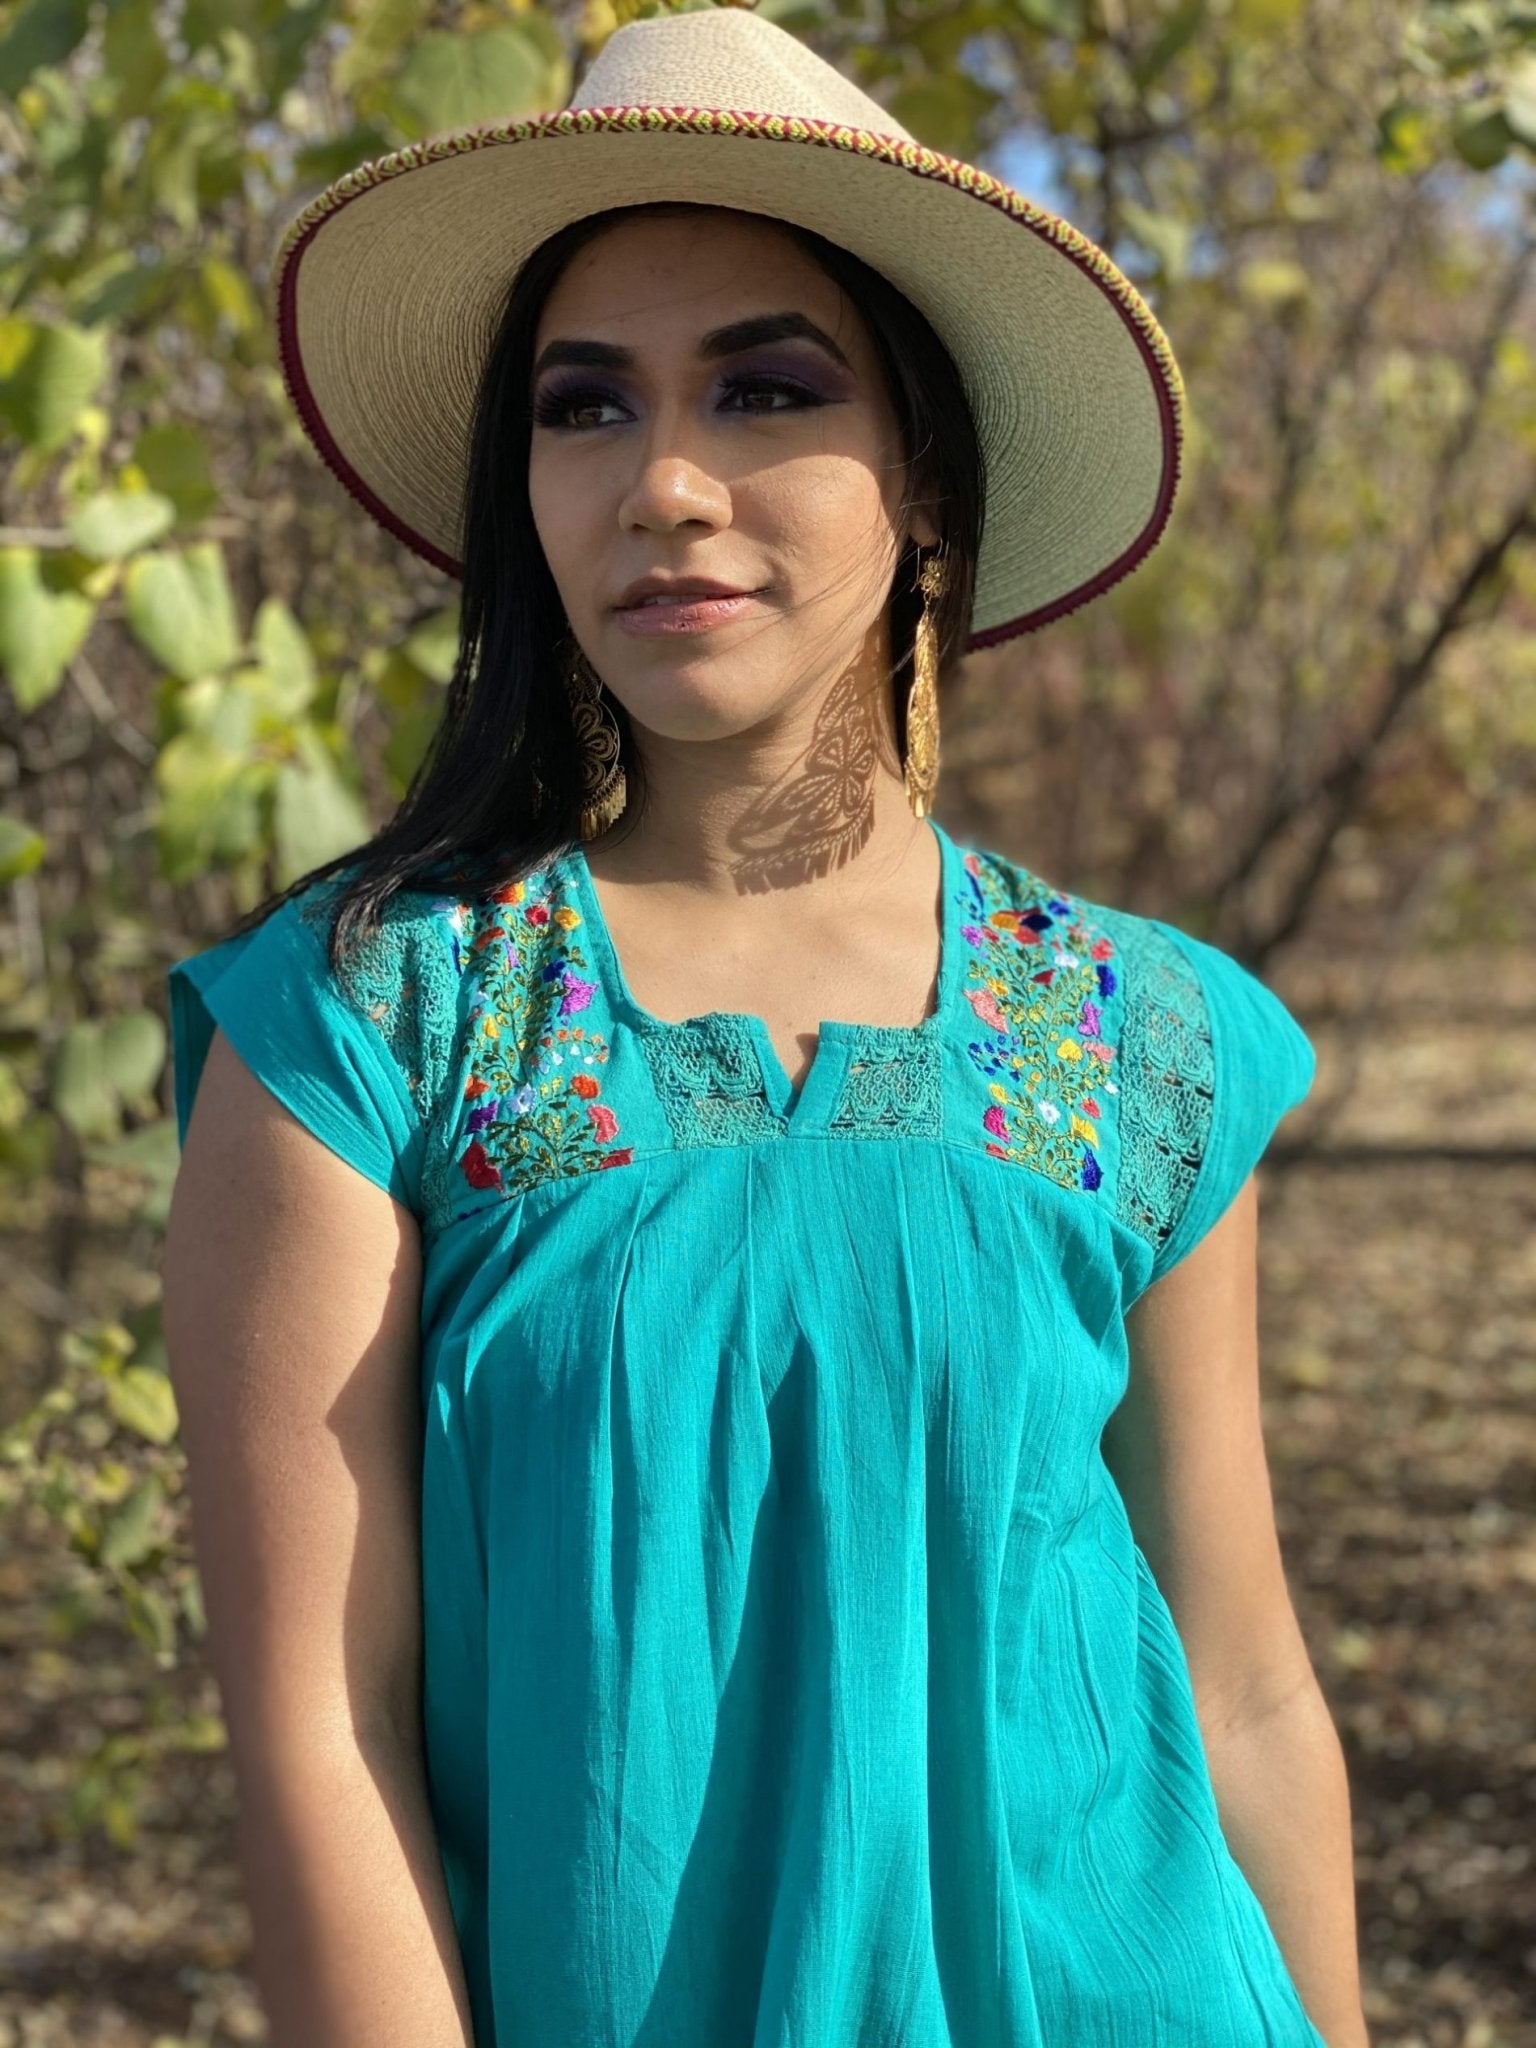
[167,815,1325,2048]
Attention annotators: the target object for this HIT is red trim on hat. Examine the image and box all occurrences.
[272,108,1184,646]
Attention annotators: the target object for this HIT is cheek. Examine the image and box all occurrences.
[760,458,903,601]
[527,453,579,542]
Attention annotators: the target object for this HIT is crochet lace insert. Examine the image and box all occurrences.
[295,876,460,1127]
[827,1026,944,1139]
[1098,912,1215,1262]
[638,1014,787,1146]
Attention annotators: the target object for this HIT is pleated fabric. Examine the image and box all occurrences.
[167,816,1325,2048]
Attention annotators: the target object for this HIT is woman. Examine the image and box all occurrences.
[161,7,1368,2045]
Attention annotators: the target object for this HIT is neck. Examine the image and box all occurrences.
[583,628,933,904]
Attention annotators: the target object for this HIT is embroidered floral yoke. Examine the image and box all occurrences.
[167,818,1324,2048]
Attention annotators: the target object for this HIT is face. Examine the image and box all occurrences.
[526,208,939,762]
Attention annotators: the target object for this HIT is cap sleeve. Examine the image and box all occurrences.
[166,886,426,1212]
[1128,917,1316,1288]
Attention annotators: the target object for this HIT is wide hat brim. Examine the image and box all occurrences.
[270,29,1185,648]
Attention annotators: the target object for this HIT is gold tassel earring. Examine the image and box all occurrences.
[904,548,946,821]
[562,637,628,842]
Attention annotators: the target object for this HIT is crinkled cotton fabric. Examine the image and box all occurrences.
[168,815,1325,2048]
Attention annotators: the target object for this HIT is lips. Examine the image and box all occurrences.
[614,578,760,610]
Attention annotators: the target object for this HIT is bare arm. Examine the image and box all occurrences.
[1107,1175,1368,2048]
[161,1025,476,2048]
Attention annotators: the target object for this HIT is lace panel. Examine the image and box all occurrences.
[1102,916,1215,1259]
[295,875,460,1123]
[637,1015,786,1148]
[826,1027,943,1139]
[956,850,1119,1197]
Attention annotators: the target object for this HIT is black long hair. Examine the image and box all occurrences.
[231,200,985,963]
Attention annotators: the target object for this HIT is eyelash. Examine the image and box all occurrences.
[531,371,827,432]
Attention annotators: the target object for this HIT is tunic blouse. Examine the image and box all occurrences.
[167,814,1326,2048]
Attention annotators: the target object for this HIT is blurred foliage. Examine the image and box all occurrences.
[1,0,1534,2002]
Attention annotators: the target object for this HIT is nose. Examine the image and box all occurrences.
[616,402,732,535]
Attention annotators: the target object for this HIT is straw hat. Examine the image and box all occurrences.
[270,1,1185,648]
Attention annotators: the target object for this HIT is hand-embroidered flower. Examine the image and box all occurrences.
[965,986,1008,1032]
[560,970,596,1015]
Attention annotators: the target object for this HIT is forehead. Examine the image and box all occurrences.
[536,209,858,348]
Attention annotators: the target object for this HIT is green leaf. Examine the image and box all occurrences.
[401,605,461,685]
[1118,200,1194,282]
[1453,102,1514,169]
[887,70,997,157]
[101,0,170,119]
[1376,99,1437,174]
[121,1576,177,1660]
[106,1365,179,1447]
[392,26,554,138]
[1238,257,1311,305]
[1503,53,1536,146]
[99,1475,165,1570]
[86,1117,183,1226]
[124,544,240,682]
[0,817,45,881]
[133,421,218,527]
[52,1023,119,1141]
[272,739,371,887]
[0,0,90,98]
[154,731,266,876]
[332,0,434,96]
[199,257,260,338]
[0,318,110,453]
[98,1009,167,1103]
[1131,0,1206,88]
[1010,0,1085,35]
[0,547,96,711]
[254,598,318,713]
[67,488,178,562]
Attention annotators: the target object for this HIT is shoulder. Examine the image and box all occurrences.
[286,844,585,1116]
[952,840,1315,1280]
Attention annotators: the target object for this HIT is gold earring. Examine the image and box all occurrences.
[904,548,946,821]
[562,638,628,842]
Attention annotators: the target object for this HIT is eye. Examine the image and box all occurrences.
[531,371,827,432]
[718,371,825,414]
[531,380,624,431]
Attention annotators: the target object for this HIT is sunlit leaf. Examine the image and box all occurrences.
[391,26,554,136]
[0,547,95,711]
[106,1366,179,1447]
[0,816,45,881]
[67,488,177,561]
[0,318,110,452]
[124,544,241,682]
[272,739,371,886]
[255,598,318,713]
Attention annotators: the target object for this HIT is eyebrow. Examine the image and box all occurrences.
[530,311,854,384]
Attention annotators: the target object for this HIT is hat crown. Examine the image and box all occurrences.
[568,6,917,144]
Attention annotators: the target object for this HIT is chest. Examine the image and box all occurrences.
[596,896,945,1099]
